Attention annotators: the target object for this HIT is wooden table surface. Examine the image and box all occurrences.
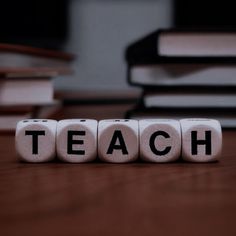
[1,104,236,236]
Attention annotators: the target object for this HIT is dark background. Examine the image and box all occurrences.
[174,0,236,29]
[1,0,236,49]
[0,0,68,49]
[0,0,235,90]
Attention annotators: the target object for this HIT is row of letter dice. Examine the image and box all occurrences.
[15,119,222,163]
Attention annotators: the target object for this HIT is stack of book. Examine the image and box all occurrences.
[0,43,74,131]
[125,29,236,128]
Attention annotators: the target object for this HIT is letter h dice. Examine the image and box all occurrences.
[180,119,222,162]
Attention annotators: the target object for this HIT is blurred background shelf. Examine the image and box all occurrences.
[1,0,236,129]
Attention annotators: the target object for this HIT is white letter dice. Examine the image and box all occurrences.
[15,118,223,163]
[56,119,97,163]
[139,119,181,162]
[98,119,139,163]
[15,119,57,162]
[180,118,222,162]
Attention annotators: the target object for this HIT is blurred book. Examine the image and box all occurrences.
[0,78,53,105]
[125,28,236,128]
[0,101,61,131]
[0,43,74,131]
[126,29,236,65]
[0,43,74,76]
[126,107,236,128]
[128,64,236,87]
[158,31,236,57]
[143,92,236,109]
[0,112,32,131]
[125,29,236,88]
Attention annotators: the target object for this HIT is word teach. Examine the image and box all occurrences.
[15,119,222,163]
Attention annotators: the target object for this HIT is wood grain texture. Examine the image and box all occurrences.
[0,105,236,236]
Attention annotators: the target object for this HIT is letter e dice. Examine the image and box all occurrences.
[56,119,97,163]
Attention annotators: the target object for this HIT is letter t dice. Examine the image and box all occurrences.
[15,119,57,162]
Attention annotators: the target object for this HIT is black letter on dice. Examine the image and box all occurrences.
[67,131,86,155]
[107,130,128,155]
[25,130,45,155]
[191,131,212,155]
[149,131,171,156]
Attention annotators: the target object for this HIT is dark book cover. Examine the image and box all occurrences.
[125,29,236,66]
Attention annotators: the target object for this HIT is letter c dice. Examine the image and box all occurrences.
[98,119,139,163]
[139,119,181,162]
[15,119,57,162]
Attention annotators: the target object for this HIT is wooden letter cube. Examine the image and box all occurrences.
[56,119,98,163]
[98,119,139,163]
[15,119,57,162]
[180,118,222,162]
[139,119,181,162]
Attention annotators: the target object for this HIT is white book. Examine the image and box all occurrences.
[130,64,236,86]
[0,100,60,131]
[159,32,236,57]
[0,52,71,68]
[129,111,236,129]
[0,78,53,105]
[144,93,236,108]
[0,113,32,131]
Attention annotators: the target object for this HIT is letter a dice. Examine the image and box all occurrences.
[56,119,97,163]
[15,119,57,162]
[98,119,139,163]
[180,119,222,162]
[139,119,181,162]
